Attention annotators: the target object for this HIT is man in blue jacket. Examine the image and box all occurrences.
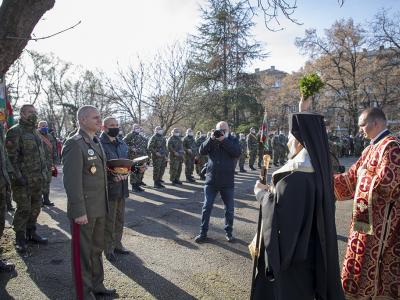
[194,121,241,243]
[100,117,130,262]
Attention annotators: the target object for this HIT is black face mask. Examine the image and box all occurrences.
[107,128,120,137]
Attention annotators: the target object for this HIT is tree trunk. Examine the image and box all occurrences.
[0,0,55,75]
[351,109,359,136]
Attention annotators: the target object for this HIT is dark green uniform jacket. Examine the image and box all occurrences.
[62,129,108,220]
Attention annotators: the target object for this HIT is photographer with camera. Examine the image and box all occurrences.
[194,121,241,243]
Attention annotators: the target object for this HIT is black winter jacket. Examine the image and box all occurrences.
[100,132,129,200]
[199,135,241,188]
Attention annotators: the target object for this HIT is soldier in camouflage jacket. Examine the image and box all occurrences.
[6,104,48,253]
[167,128,184,185]
[182,128,197,182]
[123,124,148,192]
[147,126,168,188]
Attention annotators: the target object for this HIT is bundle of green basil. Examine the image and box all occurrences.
[299,73,324,99]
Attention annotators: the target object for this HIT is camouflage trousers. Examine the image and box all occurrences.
[130,169,144,186]
[169,158,182,182]
[104,197,125,254]
[152,158,166,182]
[184,155,195,178]
[12,178,43,233]
[257,148,264,167]
[273,148,285,165]
[0,184,6,238]
[195,156,208,175]
[43,170,53,197]
[239,154,246,170]
[248,150,257,167]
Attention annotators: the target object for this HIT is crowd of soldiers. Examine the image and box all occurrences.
[327,132,369,158]
[0,102,372,274]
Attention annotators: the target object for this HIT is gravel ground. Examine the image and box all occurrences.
[0,157,356,300]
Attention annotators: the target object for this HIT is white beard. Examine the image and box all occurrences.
[287,134,298,159]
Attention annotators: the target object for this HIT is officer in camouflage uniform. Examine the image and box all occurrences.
[182,128,196,182]
[6,104,48,253]
[123,124,148,192]
[167,128,184,185]
[246,127,258,170]
[148,126,168,188]
[0,122,15,272]
[238,133,247,172]
[195,131,207,180]
[37,120,58,206]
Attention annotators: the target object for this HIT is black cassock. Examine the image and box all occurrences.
[253,113,344,300]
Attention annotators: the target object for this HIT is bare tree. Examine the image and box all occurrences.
[370,9,400,52]
[0,0,55,75]
[105,59,147,124]
[296,19,369,135]
[4,53,27,108]
[147,43,194,132]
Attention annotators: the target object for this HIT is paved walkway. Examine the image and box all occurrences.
[0,157,356,299]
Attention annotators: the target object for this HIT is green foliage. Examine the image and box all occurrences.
[299,73,324,99]
[235,123,259,134]
[189,0,265,123]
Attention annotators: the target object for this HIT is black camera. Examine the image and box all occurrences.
[213,129,224,138]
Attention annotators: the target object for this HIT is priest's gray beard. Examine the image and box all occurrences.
[287,133,298,160]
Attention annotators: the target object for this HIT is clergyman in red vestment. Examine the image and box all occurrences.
[334,107,400,300]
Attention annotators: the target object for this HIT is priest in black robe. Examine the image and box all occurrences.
[251,110,344,300]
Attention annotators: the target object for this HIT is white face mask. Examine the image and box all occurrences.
[251,130,256,134]
[157,130,163,135]
[134,128,140,133]
[174,132,180,137]
[188,132,193,136]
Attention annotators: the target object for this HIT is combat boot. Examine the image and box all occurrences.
[26,229,48,244]
[239,168,247,173]
[15,231,27,253]
[250,166,256,171]
[132,184,144,192]
[154,181,165,189]
[186,176,196,183]
[42,193,54,206]
[0,259,15,272]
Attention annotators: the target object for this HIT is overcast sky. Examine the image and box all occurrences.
[19,0,400,74]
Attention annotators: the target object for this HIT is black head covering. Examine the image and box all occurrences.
[289,112,344,300]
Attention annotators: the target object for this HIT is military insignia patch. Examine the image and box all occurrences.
[89,164,97,174]
[88,149,95,156]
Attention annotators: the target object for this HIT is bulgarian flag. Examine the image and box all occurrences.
[0,76,14,129]
[260,109,268,150]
